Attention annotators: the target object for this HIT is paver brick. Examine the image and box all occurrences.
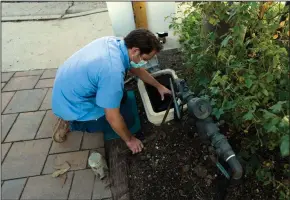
[82,132,104,150]
[21,172,73,200]
[36,110,58,138]
[50,131,83,154]
[2,178,27,200]
[2,76,40,91]
[68,169,95,200]
[39,88,52,110]
[41,68,57,79]
[14,69,44,77]
[2,142,12,162]
[35,78,54,88]
[2,138,51,180]
[5,111,46,142]
[2,91,15,112]
[3,88,48,114]
[42,150,89,175]
[2,72,14,82]
[92,177,112,200]
[2,114,18,142]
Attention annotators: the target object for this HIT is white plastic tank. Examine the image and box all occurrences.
[145,2,176,33]
[106,2,136,37]
[137,69,187,126]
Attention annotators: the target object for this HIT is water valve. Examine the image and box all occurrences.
[157,32,168,44]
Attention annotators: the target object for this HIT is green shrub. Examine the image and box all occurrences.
[169,2,289,199]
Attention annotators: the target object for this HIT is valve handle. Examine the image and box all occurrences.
[169,78,181,120]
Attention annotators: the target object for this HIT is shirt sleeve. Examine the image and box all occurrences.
[96,72,124,109]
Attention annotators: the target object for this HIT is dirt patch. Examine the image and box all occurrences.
[125,49,276,200]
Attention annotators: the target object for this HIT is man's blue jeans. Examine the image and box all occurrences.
[69,103,135,134]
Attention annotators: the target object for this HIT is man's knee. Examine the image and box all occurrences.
[70,119,106,133]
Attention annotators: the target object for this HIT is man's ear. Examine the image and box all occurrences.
[131,47,141,55]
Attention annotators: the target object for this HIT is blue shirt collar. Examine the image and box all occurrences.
[118,39,130,70]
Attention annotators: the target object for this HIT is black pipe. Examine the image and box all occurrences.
[173,78,243,180]
[195,118,243,180]
[227,155,243,180]
[210,132,243,180]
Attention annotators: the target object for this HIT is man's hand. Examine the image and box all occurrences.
[126,136,144,154]
[157,85,172,101]
[105,108,144,154]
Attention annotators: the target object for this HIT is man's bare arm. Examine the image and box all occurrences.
[130,68,162,88]
[130,68,172,100]
[105,108,132,142]
[104,108,144,153]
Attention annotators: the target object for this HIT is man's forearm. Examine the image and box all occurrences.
[130,68,162,88]
[106,113,132,142]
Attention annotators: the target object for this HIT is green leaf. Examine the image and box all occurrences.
[279,191,287,199]
[212,108,224,119]
[262,110,276,120]
[279,116,289,128]
[259,82,265,89]
[209,32,215,41]
[191,45,200,50]
[209,17,218,25]
[227,10,236,22]
[223,100,236,110]
[249,2,259,9]
[245,78,253,88]
[280,79,287,85]
[243,110,254,120]
[247,58,258,63]
[271,117,280,126]
[266,74,273,83]
[273,55,279,68]
[262,89,269,96]
[278,91,288,101]
[221,36,232,47]
[269,101,287,113]
[263,180,272,186]
[280,135,289,157]
[210,99,217,106]
[220,75,228,87]
[263,122,278,133]
[210,87,220,95]
[245,96,256,101]
[233,25,240,34]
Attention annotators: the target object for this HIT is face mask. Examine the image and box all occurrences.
[130,53,147,68]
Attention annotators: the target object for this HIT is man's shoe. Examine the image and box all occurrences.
[52,118,70,143]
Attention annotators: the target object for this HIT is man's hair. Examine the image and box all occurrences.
[124,29,163,54]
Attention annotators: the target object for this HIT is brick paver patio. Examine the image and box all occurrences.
[1,69,112,200]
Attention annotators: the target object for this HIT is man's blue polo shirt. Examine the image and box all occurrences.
[52,36,130,121]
